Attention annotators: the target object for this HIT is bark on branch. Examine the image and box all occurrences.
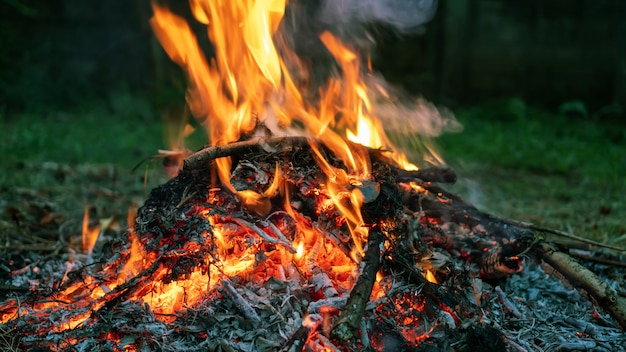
[534,241,626,330]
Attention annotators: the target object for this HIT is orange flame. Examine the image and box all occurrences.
[146,0,424,316]
[424,269,437,284]
[0,1,450,340]
[81,205,99,257]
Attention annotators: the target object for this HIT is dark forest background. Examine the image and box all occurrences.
[1,0,624,111]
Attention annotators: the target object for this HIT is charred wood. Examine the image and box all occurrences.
[403,183,534,281]
[395,167,457,184]
[331,228,383,344]
[280,325,310,352]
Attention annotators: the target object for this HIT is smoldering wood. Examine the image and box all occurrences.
[402,183,533,281]
[395,167,457,184]
[409,180,626,327]
[279,324,310,352]
[331,228,383,344]
[138,137,626,338]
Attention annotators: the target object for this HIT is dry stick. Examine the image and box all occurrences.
[331,228,383,344]
[183,136,310,170]
[568,249,626,268]
[528,224,625,252]
[534,242,626,330]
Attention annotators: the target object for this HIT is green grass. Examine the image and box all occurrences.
[437,98,626,245]
[1,92,164,171]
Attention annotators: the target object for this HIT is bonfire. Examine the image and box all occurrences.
[1,1,625,351]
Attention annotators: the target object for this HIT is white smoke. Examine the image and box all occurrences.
[319,0,438,33]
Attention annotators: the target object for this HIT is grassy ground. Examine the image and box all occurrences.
[437,99,626,246]
[0,95,624,255]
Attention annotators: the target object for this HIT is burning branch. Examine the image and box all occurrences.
[183,136,457,183]
[331,228,383,344]
[183,137,310,171]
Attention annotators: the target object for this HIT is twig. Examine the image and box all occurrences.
[556,341,597,350]
[331,228,383,344]
[261,220,297,253]
[533,241,626,330]
[495,286,524,319]
[505,336,529,352]
[183,137,311,171]
[231,218,295,253]
[99,255,163,310]
[307,297,347,314]
[219,279,261,324]
[279,325,309,352]
[563,317,600,338]
[529,225,625,252]
[568,249,626,268]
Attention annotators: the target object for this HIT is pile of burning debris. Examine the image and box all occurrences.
[1,137,625,351]
[1,0,625,350]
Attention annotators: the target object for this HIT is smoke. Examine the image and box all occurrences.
[365,74,462,166]
[319,0,438,33]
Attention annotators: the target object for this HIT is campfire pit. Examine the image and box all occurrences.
[1,1,625,351]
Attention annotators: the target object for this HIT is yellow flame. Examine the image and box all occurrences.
[150,1,426,259]
[425,269,437,284]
